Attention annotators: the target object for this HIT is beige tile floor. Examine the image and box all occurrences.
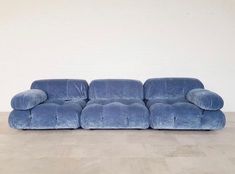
[0,112,235,174]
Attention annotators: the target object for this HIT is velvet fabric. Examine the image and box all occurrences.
[45,99,86,108]
[81,103,149,129]
[9,102,82,129]
[89,79,143,100]
[9,79,88,129]
[31,79,88,100]
[186,89,224,110]
[144,78,204,100]
[149,102,225,130]
[146,98,187,108]
[145,78,225,130]
[81,79,149,129]
[87,99,145,106]
[11,89,47,110]
[9,78,226,130]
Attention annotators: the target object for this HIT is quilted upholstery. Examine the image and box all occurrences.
[87,99,145,106]
[31,79,88,100]
[9,79,88,129]
[89,79,143,100]
[81,79,149,129]
[45,99,87,108]
[81,102,149,129]
[186,89,224,110]
[144,78,204,100]
[145,78,226,130]
[146,98,188,108]
[11,89,47,110]
[149,102,225,130]
[9,102,82,129]
[8,78,226,130]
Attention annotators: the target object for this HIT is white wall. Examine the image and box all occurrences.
[0,0,234,111]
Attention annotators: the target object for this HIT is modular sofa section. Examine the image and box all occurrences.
[149,102,225,130]
[80,79,149,129]
[144,78,226,130]
[81,102,149,129]
[9,79,88,129]
[9,102,83,129]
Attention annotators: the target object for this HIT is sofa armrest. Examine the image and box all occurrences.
[11,89,47,110]
[186,89,224,110]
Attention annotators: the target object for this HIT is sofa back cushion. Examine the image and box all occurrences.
[31,79,88,100]
[89,79,143,100]
[144,78,204,100]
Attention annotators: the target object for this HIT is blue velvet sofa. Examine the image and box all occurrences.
[8,78,225,130]
[144,78,225,130]
[9,79,88,129]
[80,79,149,129]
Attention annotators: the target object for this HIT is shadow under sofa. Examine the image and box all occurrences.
[8,78,226,130]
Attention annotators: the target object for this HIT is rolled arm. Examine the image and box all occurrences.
[11,89,47,110]
[186,89,224,110]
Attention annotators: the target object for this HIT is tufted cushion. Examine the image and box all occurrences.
[87,99,145,106]
[146,98,188,108]
[31,79,88,100]
[150,102,202,129]
[186,89,224,110]
[45,99,87,108]
[149,102,225,130]
[9,102,82,129]
[8,110,31,129]
[89,79,143,100]
[11,89,47,110]
[81,102,149,129]
[201,110,226,130]
[144,78,204,100]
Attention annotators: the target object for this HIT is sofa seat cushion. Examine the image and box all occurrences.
[9,102,82,129]
[149,102,225,130]
[45,99,87,108]
[87,99,145,106]
[80,102,149,129]
[146,98,188,108]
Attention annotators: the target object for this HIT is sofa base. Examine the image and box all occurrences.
[9,103,82,129]
[80,103,149,129]
[149,103,226,130]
